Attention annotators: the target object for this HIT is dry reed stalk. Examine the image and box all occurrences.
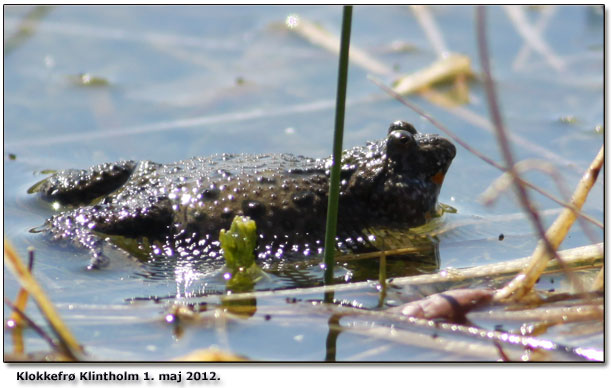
[4,240,83,359]
[288,16,392,76]
[214,243,602,302]
[392,54,472,95]
[494,146,604,301]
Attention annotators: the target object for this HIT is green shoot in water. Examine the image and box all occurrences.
[219,215,267,291]
[219,216,260,316]
[219,215,257,271]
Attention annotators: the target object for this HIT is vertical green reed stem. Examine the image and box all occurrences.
[377,251,387,308]
[323,6,353,293]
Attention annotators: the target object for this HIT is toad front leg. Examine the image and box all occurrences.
[39,200,173,269]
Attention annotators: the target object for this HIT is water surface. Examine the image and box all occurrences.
[3,5,603,361]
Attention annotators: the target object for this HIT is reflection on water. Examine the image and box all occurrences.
[124,220,444,288]
[113,215,444,307]
[129,233,440,291]
[88,205,450,293]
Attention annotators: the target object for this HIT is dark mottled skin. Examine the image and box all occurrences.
[30,121,456,269]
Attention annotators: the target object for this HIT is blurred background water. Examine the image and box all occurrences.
[3,5,603,360]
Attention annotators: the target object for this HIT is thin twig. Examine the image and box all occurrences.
[477,6,579,300]
[494,146,604,301]
[480,159,600,244]
[337,246,420,262]
[9,247,36,325]
[504,5,565,72]
[4,298,63,356]
[468,303,603,324]
[284,9,589,178]
[419,90,591,176]
[207,243,602,302]
[4,241,84,359]
[410,5,449,57]
[4,6,53,54]
[512,6,557,71]
[287,14,392,76]
[317,304,600,361]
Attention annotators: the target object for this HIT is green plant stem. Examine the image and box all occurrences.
[378,251,387,308]
[323,5,353,292]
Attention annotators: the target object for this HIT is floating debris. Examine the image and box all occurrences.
[392,53,472,95]
[558,115,578,124]
[69,73,110,87]
[388,288,495,321]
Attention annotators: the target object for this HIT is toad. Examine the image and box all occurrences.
[29,121,456,269]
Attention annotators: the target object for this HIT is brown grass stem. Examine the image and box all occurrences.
[4,240,83,359]
[494,146,604,301]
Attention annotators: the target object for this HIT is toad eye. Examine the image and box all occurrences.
[388,130,416,148]
[386,129,418,161]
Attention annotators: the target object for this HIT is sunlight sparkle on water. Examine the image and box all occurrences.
[174,263,200,288]
[285,14,299,29]
[181,194,192,205]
